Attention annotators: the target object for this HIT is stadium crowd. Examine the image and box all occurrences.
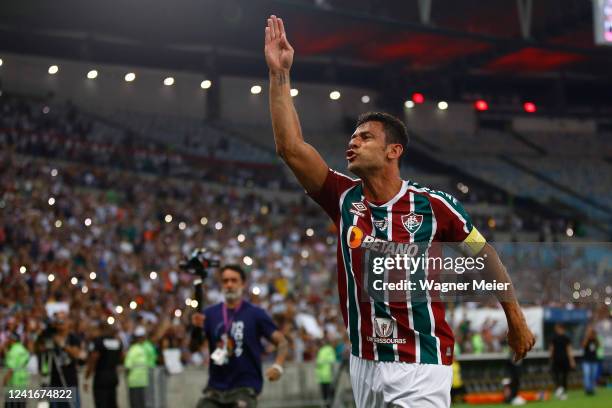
[0,93,608,381]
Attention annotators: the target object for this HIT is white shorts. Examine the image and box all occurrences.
[350,354,452,408]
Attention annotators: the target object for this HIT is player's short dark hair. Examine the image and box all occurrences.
[355,112,409,152]
[220,264,246,282]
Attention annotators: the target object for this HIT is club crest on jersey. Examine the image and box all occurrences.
[401,212,423,235]
[350,201,367,218]
[373,218,388,232]
[374,317,395,338]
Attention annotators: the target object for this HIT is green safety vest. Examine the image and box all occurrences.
[125,343,149,388]
[143,340,157,367]
[5,342,30,388]
[315,345,336,384]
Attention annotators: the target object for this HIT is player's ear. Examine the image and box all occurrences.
[387,144,403,161]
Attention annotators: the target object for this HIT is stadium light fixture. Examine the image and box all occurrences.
[20,266,27,274]
[474,100,489,111]
[329,91,341,100]
[200,80,212,89]
[48,274,55,282]
[48,65,59,75]
[163,77,175,86]
[115,305,123,314]
[89,271,97,280]
[523,102,536,113]
[251,85,262,94]
[412,93,424,104]
[290,88,299,97]
[124,72,136,82]
[107,316,115,325]
[404,100,415,109]
[437,101,449,110]
[71,277,78,285]
[87,70,98,79]
[361,95,370,104]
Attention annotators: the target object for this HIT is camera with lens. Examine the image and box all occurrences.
[179,248,219,279]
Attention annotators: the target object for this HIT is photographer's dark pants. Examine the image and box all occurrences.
[93,387,118,408]
[197,387,257,408]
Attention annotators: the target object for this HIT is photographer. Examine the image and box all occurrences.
[191,265,288,408]
[36,311,85,408]
[83,321,123,408]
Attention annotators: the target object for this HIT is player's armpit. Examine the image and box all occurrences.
[279,141,329,195]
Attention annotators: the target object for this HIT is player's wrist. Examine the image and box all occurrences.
[269,69,290,79]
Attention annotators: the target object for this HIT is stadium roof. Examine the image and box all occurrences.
[2,0,611,108]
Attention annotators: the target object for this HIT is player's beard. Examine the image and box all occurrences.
[223,287,243,302]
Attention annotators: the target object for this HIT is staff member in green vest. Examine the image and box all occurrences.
[124,327,149,408]
[315,334,336,408]
[2,333,30,408]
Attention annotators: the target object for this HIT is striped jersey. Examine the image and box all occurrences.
[310,169,486,365]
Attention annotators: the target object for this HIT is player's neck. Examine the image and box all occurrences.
[362,169,403,204]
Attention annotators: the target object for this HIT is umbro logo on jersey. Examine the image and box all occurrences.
[373,218,388,231]
[401,212,423,235]
[350,202,367,217]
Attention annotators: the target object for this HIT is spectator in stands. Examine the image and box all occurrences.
[581,325,599,395]
[549,324,575,400]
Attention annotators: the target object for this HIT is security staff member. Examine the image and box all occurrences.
[84,321,123,408]
[192,265,288,408]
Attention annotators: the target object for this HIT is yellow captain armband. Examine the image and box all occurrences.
[458,227,486,256]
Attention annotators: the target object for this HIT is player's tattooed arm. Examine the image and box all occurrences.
[265,15,328,194]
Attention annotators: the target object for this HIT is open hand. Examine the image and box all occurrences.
[264,15,294,73]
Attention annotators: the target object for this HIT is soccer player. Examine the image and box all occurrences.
[264,15,535,407]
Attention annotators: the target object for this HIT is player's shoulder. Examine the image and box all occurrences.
[329,169,360,188]
[405,180,462,208]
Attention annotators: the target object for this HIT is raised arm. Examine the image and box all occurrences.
[265,15,328,194]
